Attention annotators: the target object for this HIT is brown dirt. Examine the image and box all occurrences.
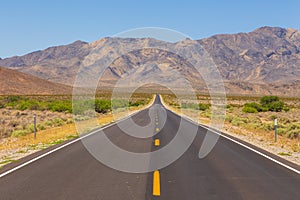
[0,66,72,95]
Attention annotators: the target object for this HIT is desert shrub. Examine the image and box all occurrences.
[11,130,30,137]
[286,123,300,132]
[1,95,148,114]
[45,121,53,127]
[286,130,299,139]
[246,122,261,130]
[226,104,232,109]
[49,100,72,113]
[26,124,35,132]
[6,97,22,108]
[6,96,22,103]
[244,102,265,112]
[129,101,140,107]
[225,115,233,123]
[269,115,277,120]
[129,100,146,107]
[28,100,41,110]
[277,128,285,135]
[260,96,285,112]
[74,115,90,121]
[17,101,30,111]
[242,106,258,113]
[243,96,287,113]
[73,100,95,115]
[53,118,64,126]
[3,96,74,113]
[181,103,198,110]
[260,123,274,131]
[203,111,212,118]
[73,99,121,115]
[280,117,290,124]
[95,99,111,113]
[267,101,284,112]
[260,96,279,107]
[37,124,45,130]
[231,118,246,126]
[283,106,290,112]
[169,102,180,107]
[17,100,42,111]
[226,105,234,112]
[274,123,300,139]
[199,103,210,111]
[66,119,74,124]
[181,103,210,111]
[111,99,128,109]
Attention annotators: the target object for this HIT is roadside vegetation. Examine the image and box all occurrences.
[0,93,151,138]
[181,102,210,111]
[162,94,300,163]
[242,96,289,113]
[0,95,148,116]
[0,93,153,168]
[163,94,299,140]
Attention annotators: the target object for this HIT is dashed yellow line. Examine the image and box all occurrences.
[154,139,160,146]
[153,113,161,196]
[153,170,161,196]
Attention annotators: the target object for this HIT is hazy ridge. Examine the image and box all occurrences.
[0,26,299,96]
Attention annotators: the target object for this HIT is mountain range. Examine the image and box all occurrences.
[0,26,299,96]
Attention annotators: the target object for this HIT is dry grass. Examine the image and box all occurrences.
[0,110,133,152]
[161,95,300,165]
[0,99,153,168]
[0,124,77,152]
[0,108,73,138]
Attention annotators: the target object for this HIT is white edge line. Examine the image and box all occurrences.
[0,97,155,179]
[159,95,300,175]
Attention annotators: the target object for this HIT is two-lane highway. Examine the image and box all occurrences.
[0,95,300,200]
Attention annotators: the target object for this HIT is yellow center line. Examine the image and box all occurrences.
[156,127,159,132]
[153,170,161,196]
[154,139,160,146]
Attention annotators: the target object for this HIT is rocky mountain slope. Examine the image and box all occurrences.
[0,26,299,96]
[0,41,90,85]
[0,66,72,95]
[200,27,300,84]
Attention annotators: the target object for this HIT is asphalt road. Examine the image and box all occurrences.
[0,95,299,200]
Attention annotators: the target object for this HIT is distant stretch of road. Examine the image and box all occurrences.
[0,95,299,200]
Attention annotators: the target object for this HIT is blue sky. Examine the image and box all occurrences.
[0,0,299,58]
